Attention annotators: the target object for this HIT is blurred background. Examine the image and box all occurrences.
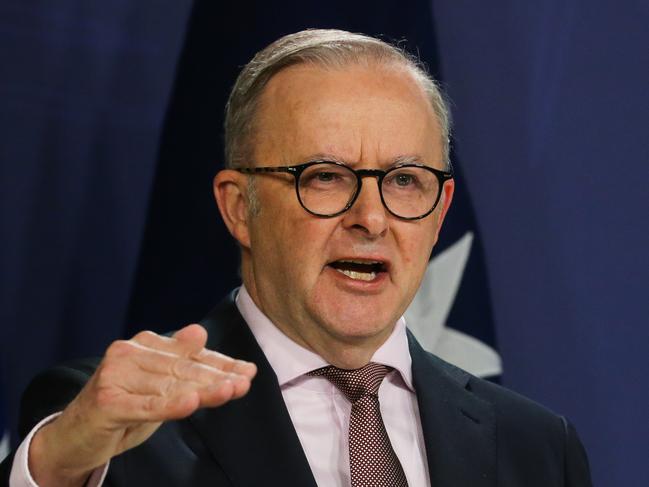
[1,1,648,485]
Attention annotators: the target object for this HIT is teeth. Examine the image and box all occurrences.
[335,268,377,281]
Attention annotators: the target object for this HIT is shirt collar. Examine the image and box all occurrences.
[235,285,414,391]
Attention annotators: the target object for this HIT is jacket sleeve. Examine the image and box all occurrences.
[0,359,100,487]
[562,417,593,487]
[17,360,97,439]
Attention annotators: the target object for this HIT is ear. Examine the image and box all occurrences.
[432,179,455,243]
[213,169,252,249]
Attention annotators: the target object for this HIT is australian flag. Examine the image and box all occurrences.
[404,161,501,381]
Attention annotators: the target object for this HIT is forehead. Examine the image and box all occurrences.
[252,62,442,169]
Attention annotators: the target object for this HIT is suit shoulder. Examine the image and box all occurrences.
[18,358,100,439]
[465,368,592,484]
[421,348,568,438]
[426,349,562,420]
[467,373,563,425]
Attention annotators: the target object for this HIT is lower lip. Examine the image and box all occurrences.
[325,266,389,292]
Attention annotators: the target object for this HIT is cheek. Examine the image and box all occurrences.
[289,220,335,269]
[254,210,334,282]
[397,223,438,271]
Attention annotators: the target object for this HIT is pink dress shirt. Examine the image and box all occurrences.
[10,285,431,486]
[237,286,431,487]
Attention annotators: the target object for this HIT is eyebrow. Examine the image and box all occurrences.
[303,153,347,164]
[303,154,427,167]
[392,155,426,166]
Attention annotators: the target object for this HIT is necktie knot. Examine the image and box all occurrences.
[308,362,391,403]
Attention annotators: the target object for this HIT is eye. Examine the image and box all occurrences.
[300,163,354,188]
[394,173,415,186]
[302,170,342,186]
[385,170,420,189]
[315,171,339,182]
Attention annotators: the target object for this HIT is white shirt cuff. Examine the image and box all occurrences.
[9,412,110,487]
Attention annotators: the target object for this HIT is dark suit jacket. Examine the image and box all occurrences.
[1,294,592,486]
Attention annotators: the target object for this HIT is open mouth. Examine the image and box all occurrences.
[327,260,387,282]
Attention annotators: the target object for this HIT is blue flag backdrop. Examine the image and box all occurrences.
[1,1,647,485]
[430,3,649,486]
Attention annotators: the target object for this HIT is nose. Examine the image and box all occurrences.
[341,177,389,238]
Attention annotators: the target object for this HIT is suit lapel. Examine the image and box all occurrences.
[186,295,496,486]
[189,295,317,487]
[409,331,496,487]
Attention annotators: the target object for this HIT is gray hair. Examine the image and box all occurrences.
[224,29,452,171]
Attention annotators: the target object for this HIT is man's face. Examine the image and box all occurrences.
[232,63,453,366]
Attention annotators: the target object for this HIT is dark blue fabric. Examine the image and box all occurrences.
[0,0,193,442]
[431,1,649,486]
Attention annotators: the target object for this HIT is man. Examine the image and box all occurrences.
[1,29,592,486]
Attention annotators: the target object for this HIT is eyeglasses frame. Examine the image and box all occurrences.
[235,160,454,220]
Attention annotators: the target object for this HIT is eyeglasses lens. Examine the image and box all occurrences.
[382,166,439,218]
[298,163,356,216]
[297,163,439,218]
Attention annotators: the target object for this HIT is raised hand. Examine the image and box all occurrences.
[28,324,257,487]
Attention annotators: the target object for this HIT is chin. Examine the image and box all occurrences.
[307,276,409,339]
[314,299,399,342]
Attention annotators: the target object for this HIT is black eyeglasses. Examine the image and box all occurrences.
[236,160,453,220]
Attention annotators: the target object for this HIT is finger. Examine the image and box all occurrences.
[172,324,208,347]
[172,326,255,378]
[123,345,250,388]
[130,325,206,358]
[128,328,256,378]
[106,342,254,402]
[107,363,221,398]
[122,367,251,405]
[101,380,240,423]
[190,348,257,379]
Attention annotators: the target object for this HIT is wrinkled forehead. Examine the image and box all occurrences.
[251,62,443,169]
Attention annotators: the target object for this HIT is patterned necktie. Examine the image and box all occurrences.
[309,363,409,487]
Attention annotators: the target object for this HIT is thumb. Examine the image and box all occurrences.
[172,323,208,350]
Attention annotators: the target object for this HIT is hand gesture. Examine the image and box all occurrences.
[28,324,256,487]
